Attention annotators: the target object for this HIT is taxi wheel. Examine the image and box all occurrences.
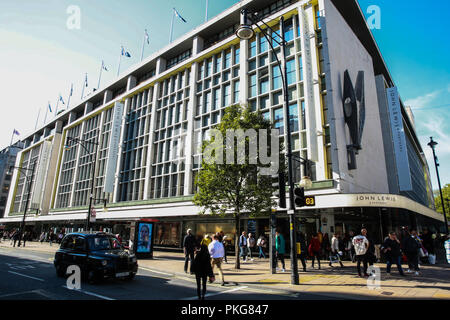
[56,264,66,278]
[125,273,136,280]
[87,270,101,284]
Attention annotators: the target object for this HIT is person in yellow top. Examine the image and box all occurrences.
[200,234,212,247]
[318,230,323,244]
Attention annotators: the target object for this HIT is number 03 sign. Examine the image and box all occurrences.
[304,196,315,207]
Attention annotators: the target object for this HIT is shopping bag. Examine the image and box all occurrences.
[330,254,339,263]
[428,254,436,265]
[419,248,428,258]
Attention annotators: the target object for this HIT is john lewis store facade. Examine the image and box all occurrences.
[1,0,444,247]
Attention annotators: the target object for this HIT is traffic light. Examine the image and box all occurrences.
[294,187,305,208]
[272,172,286,208]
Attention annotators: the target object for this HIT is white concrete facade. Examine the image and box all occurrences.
[1,0,440,232]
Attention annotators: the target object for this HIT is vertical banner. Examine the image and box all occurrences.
[386,87,412,191]
[104,101,124,193]
[31,140,52,209]
[300,7,318,161]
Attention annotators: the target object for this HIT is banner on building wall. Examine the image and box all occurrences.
[104,101,124,193]
[30,140,52,209]
[300,7,318,162]
[386,87,412,191]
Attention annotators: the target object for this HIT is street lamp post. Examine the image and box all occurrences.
[66,136,99,232]
[236,9,300,284]
[9,160,37,247]
[428,137,449,235]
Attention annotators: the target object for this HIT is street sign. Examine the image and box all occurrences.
[304,196,316,207]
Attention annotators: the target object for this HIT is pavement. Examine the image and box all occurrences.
[1,240,449,300]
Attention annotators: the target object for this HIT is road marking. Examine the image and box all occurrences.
[139,267,172,276]
[182,286,249,300]
[62,286,116,300]
[8,271,45,282]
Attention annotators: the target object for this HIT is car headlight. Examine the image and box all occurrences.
[101,260,108,266]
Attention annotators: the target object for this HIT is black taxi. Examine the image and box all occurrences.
[54,232,138,283]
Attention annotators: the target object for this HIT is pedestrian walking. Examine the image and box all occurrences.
[208,234,226,286]
[352,229,370,277]
[275,230,286,272]
[362,228,376,269]
[421,229,435,264]
[183,229,196,274]
[445,235,450,264]
[402,229,421,275]
[191,244,215,300]
[381,232,405,276]
[348,230,356,262]
[309,232,322,269]
[322,233,331,259]
[297,232,307,272]
[48,230,54,246]
[247,233,256,261]
[12,230,20,247]
[222,235,229,263]
[257,234,267,259]
[239,231,248,262]
[329,233,344,268]
[22,231,28,247]
[200,234,212,247]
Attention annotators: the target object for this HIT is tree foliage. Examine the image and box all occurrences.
[193,104,281,269]
[434,183,450,218]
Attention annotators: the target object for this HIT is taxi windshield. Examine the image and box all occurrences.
[88,236,123,251]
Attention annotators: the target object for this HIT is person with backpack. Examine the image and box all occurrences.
[352,229,370,277]
[381,231,405,276]
[257,234,267,259]
[309,232,322,269]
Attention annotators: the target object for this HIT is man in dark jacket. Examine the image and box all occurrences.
[402,229,420,275]
[382,232,404,276]
[191,245,215,300]
[297,232,308,272]
[183,229,197,274]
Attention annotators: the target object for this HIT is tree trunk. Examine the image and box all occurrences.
[235,215,240,270]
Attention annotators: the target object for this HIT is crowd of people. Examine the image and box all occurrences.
[0,228,67,247]
[183,226,448,299]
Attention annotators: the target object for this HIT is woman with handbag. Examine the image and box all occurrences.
[191,244,215,300]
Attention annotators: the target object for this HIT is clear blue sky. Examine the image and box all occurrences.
[0,0,449,191]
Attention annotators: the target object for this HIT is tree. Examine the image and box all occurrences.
[434,183,450,219]
[193,104,282,269]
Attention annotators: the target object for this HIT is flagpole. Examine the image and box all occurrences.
[117,47,123,76]
[55,97,60,118]
[44,102,49,124]
[81,74,86,99]
[98,61,104,89]
[67,84,73,109]
[141,33,146,62]
[10,130,15,147]
[169,10,175,43]
[35,108,41,130]
[205,0,208,22]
